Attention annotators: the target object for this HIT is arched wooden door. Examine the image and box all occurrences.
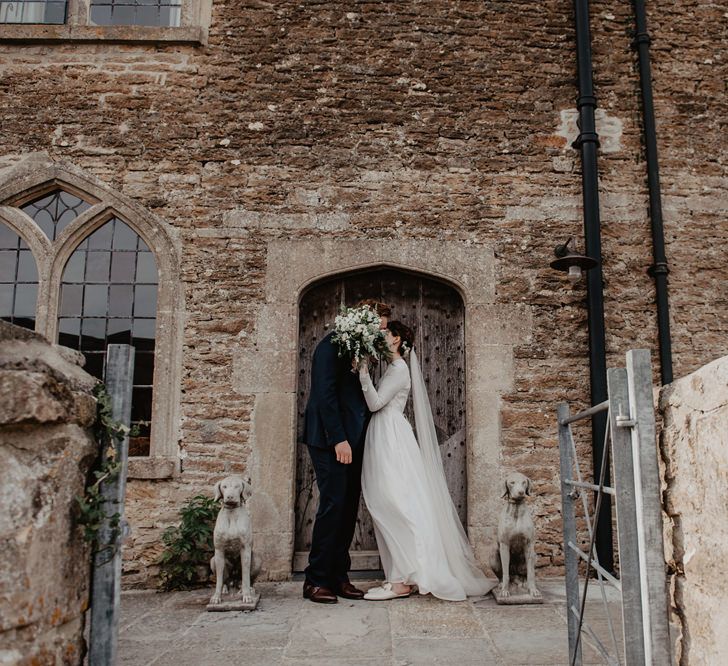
[294,268,466,571]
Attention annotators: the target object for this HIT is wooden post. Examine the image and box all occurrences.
[626,349,672,664]
[607,367,646,665]
[558,403,583,666]
[89,344,134,666]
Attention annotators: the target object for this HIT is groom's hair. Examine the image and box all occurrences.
[357,299,392,318]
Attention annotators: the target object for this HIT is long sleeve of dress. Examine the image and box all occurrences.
[359,364,408,412]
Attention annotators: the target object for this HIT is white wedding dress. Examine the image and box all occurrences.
[359,352,495,601]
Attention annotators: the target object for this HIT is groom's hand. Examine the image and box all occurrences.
[334,440,352,465]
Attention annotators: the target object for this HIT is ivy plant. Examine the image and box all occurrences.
[158,494,219,591]
[75,382,128,555]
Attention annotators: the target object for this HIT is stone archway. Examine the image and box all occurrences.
[235,239,532,580]
[293,267,467,571]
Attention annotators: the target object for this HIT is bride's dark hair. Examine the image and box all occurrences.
[387,320,415,355]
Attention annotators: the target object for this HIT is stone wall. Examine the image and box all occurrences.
[0,322,97,665]
[0,1,726,586]
[659,354,728,664]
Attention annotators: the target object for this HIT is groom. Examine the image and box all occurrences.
[302,299,391,603]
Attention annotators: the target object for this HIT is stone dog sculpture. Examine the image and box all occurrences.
[208,475,259,609]
[489,471,542,601]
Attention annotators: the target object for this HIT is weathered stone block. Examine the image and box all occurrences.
[466,346,515,395]
[659,355,728,664]
[249,392,297,536]
[466,303,534,346]
[233,350,297,394]
[0,323,97,664]
[0,370,70,424]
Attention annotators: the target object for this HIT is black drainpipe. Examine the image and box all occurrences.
[633,0,673,385]
[572,0,613,571]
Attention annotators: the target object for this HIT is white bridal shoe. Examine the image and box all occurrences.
[363,582,412,601]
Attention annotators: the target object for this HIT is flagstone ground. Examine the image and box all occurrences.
[118,579,623,665]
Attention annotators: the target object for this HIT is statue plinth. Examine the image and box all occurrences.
[206,590,260,612]
[492,585,543,605]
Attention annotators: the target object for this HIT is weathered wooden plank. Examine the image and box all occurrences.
[607,367,646,665]
[420,277,467,522]
[88,344,134,666]
[626,349,672,664]
[293,549,382,573]
[441,427,467,520]
[558,403,583,666]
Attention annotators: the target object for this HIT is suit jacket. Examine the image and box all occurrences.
[303,332,369,450]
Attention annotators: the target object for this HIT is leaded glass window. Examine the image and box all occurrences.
[0,223,38,330]
[89,0,181,27]
[0,1,67,24]
[21,189,93,241]
[58,217,158,456]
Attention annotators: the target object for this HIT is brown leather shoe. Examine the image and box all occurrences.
[334,581,365,600]
[303,581,338,604]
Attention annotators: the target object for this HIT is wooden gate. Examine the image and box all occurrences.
[294,268,466,571]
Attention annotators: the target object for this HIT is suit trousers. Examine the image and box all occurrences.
[305,443,364,588]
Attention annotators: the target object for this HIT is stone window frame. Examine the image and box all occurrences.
[0,156,183,479]
[236,238,533,579]
[0,0,212,44]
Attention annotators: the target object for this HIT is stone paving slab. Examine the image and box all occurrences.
[389,594,483,639]
[392,637,501,665]
[152,646,284,666]
[475,605,601,665]
[118,579,623,665]
[285,602,391,660]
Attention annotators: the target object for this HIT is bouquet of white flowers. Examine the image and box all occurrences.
[331,304,391,365]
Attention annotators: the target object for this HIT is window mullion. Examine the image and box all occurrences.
[35,250,56,339]
[10,235,20,325]
[66,0,88,26]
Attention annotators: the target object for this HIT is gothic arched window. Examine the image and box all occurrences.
[59,217,159,455]
[0,223,38,330]
[0,167,181,479]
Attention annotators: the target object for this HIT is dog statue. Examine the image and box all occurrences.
[489,471,541,599]
[209,475,258,606]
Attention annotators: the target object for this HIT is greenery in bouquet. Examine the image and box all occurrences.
[332,304,392,365]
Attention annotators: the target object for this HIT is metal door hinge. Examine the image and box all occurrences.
[615,403,636,428]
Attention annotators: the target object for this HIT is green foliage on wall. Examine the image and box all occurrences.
[158,495,218,591]
[75,383,126,554]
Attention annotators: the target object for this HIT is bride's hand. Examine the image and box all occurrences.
[357,358,369,375]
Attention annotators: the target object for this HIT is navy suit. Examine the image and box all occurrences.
[303,332,369,588]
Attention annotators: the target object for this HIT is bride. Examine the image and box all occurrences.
[358,321,495,601]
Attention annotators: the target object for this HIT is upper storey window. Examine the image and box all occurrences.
[0,0,208,40]
[0,0,67,24]
[89,0,181,27]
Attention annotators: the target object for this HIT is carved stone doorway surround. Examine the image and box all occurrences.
[234,239,532,580]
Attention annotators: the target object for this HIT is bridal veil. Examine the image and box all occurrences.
[409,349,495,596]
